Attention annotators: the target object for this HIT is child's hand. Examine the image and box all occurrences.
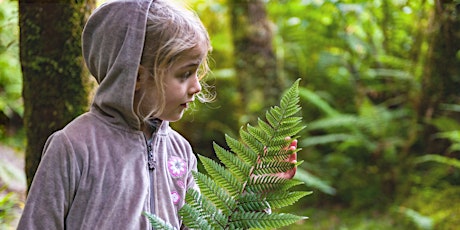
[274,137,297,179]
[252,137,298,181]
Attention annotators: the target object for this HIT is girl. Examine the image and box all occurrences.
[18,0,297,229]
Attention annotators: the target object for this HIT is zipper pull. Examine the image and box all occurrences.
[147,144,156,170]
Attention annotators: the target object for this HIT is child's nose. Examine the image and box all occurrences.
[188,76,202,95]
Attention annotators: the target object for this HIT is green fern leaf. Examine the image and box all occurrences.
[143,212,176,230]
[275,122,301,136]
[280,81,300,107]
[229,211,306,229]
[266,109,282,128]
[198,155,242,197]
[213,142,251,181]
[192,171,236,214]
[146,79,310,229]
[265,191,313,209]
[282,104,301,118]
[257,118,275,137]
[264,146,290,157]
[260,152,292,164]
[237,193,271,212]
[247,124,270,146]
[240,128,264,155]
[225,134,258,165]
[179,203,210,230]
[254,161,294,175]
[281,116,303,125]
[180,189,228,229]
[246,175,302,193]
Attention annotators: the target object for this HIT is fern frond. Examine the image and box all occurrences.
[192,171,236,214]
[254,161,294,175]
[240,128,265,155]
[266,109,282,129]
[180,189,227,229]
[225,134,258,164]
[246,175,303,193]
[179,203,212,230]
[282,116,303,125]
[144,212,176,230]
[229,211,306,229]
[247,124,270,146]
[275,126,300,137]
[265,191,313,209]
[198,155,242,197]
[282,104,302,118]
[237,193,271,212]
[264,146,290,158]
[260,152,292,164]
[213,142,251,181]
[146,79,310,229]
[257,118,275,137]
[281,80,300,108]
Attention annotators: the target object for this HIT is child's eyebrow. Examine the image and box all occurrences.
[182,60,201,69]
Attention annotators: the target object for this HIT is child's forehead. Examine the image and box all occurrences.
[177,44,208,63]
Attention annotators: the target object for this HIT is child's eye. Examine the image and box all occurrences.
[183,71,192,78]
[179,70,195,81]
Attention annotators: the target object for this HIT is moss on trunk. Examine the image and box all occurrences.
[19,0,96,190]
[419,0,460,154]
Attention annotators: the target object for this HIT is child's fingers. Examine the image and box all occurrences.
[284,137,297,151]
[283,138,297,164]
[288,139,297,151]
[263,137,298,180]
[288,152,297,164]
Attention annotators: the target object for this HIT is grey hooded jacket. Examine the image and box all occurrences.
[17,0,197,229]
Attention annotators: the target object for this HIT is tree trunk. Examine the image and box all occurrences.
[19,0,96,190]
[419,0,460,154]
[229,0,283,123]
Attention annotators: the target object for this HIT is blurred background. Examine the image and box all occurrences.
[1,0,459,229]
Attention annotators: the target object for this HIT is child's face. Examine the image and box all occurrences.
[138,45,207,122]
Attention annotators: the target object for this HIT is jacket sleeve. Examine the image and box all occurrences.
[17,131,79,230]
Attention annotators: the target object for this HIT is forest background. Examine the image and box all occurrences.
[1,0,459,229]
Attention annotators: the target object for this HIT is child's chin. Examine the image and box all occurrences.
[163,114,184,122]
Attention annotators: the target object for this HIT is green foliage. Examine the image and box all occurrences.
[0,187,21,229]
[299,85,413,208]
[398,121,460,230]
[416,154,460,169]
[146,80,310,229]
[264,0,452,212]
[0,0,22,110]
[0,0,23,143]
[399,186,460,230]
[397,207,433,230]
[294,168,335,196]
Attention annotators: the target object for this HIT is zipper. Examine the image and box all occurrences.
[146,135,157,229]
[147,139,156,170]
[145,119,161,230]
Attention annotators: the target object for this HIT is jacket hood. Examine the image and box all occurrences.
[82,0,154,130]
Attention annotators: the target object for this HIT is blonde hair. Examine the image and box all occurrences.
[137,0,213,122]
